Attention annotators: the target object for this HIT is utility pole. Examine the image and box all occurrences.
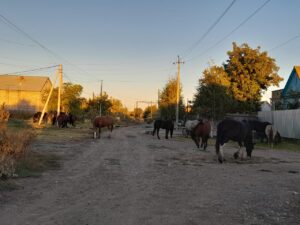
[57,64,63,117]
[39,72,58,125]
[99,80,103,116]
[173,55,184,128]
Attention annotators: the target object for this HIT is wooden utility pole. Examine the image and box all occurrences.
[173,55,184,128]
[99,80,103,116]
[57,64,63,116]
[38,72,58,125]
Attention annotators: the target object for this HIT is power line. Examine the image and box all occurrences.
[183,0,237,57]
[0,14,60,60]
[0,62,38,68]
[0,13,93,78]
[269,33,300,52]
[0,65,59,76]
[0,37,36,47]
[186,0,271,62]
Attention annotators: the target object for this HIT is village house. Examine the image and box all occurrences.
[271,66,300,110]
[0,75,51,113]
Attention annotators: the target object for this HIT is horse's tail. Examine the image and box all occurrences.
[190,128,199,148]
[276,131,281,143]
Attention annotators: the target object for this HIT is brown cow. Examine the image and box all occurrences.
[191,120,212,150]
[92,116,114,139]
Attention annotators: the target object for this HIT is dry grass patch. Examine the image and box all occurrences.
[0,126,34,179]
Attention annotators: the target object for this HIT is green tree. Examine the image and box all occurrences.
[109,97,129,117]
[143,105,158,119]
[159,77,184,119]
[193,65,234,119]
[133,107,143,118]
[42,82,83,113]
[85,92,112,118]
[193,83,234,120]
[224,42,283,104]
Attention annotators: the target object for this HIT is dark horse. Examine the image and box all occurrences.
[152,119,174,139]
[57,113,76,128]
[33,112,48,123]
[93,116,114,139]
[247,120,281,148]
[215,119,255,163]
[191,120,212,150]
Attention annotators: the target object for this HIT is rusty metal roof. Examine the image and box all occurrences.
[295,66,300,79]
[0,75,51,92]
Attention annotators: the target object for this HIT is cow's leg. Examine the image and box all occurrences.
[152,127,156,136]
[234,146,240,159]
[192,135,199,148]
[170,128,173,138]
[165,129,169,139]
[157,128,160,139]
[218,144,225,163]
[98,128,101,139]
[108,125,112,138]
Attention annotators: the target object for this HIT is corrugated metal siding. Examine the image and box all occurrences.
[258,109,300,139]
[0,75,50,92]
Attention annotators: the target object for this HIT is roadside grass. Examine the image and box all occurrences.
[176,134,300,153]
[7,119,31,130]
[255,138,300,152]
[0,119,63,191]
[0,180,21,191]
[15,151,61,178]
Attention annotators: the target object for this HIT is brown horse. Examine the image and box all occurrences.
[190,120,212,150]
[92,116,114,139]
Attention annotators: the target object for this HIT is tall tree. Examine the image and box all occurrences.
[193,65,234,119]
[42,82,83,113]
[224,42,283,103]
[159,77,184,120]
[143,105,158,119]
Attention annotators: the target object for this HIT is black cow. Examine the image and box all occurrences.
[152,119,174,139]
[215,119,255,163]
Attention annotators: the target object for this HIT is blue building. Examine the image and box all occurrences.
[272,66,300,110]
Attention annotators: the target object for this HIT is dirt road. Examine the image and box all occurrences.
[1,125,300,225]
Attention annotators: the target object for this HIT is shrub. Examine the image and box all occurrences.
[0,126,34,179]
[0,104,10,122]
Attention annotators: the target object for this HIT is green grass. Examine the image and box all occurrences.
[0,180,21,191]
[15,151,61,178]
[255,139,300,152]
[7,119,31,130]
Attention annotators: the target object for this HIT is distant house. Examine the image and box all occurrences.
[0,75,51,113]
[271,66,300,110]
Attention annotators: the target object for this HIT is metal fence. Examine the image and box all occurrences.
[258,109,300,139]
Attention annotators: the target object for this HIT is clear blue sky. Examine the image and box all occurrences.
[1,0,300,110]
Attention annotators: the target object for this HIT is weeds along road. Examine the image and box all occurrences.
[1,124,300,225]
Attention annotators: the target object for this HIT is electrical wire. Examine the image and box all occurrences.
[269,34,300,52]
[0,37,36,47]
[186,0,271,62]
[0,13,93,78]
[182,0,236,57]
[0,65,59,76]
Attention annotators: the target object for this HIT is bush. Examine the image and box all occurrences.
[0,104,10,122]
[0,126,34,179]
